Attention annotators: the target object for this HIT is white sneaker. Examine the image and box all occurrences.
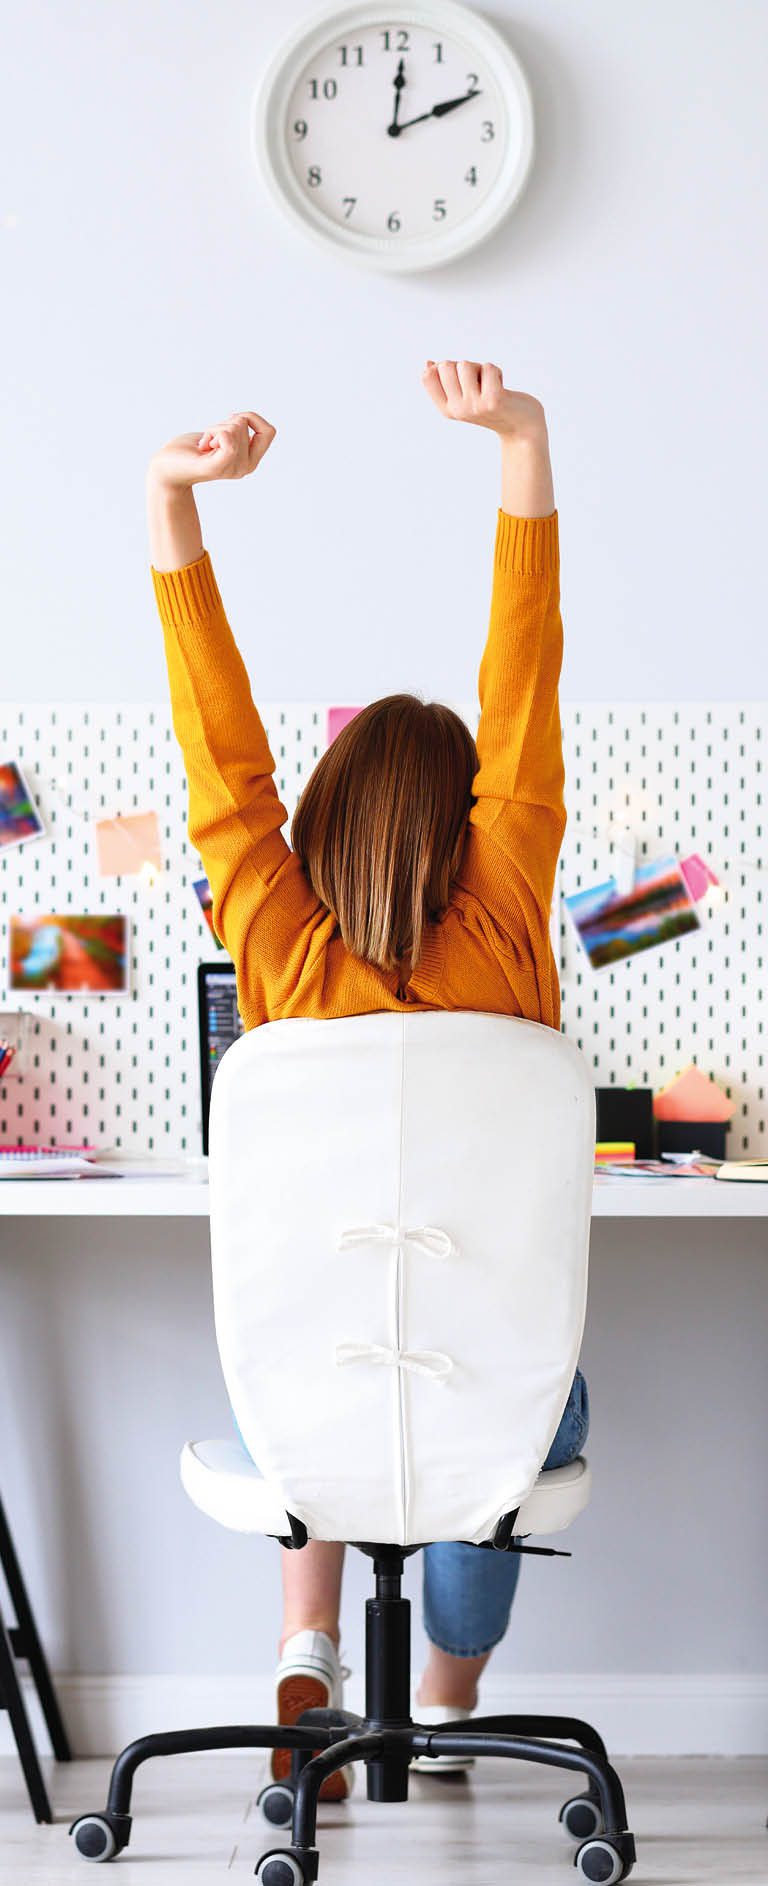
[410,1700,476,1771]
[272,1629,355,1801]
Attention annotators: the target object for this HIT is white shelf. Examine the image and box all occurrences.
[0,1170,767,1217]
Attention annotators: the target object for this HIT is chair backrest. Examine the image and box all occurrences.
[208,1009,595,1547]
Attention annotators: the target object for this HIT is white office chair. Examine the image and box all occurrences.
[70,1010,636,1883]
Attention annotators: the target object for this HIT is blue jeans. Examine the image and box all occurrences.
[231,1368,589,1660]
[422,1368,590,1656]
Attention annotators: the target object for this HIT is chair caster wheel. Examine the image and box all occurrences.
[256,1849,313,1885]
[575,1833,633,1882]
[559,1791,604,1840]
[257,1781,295,1827]
[69,1812,127,1862]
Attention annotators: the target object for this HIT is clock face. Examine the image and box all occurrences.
[253,4,534,271]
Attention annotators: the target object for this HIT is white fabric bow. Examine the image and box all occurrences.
[335,1221,456,1260]
[334,1220,456,1385]
[334,1340,454,1384]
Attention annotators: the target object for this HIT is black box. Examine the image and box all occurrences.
[656,1120,727,1161]
[595,1087,655,1158]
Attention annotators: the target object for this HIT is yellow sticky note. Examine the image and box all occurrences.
[95,811,163,877]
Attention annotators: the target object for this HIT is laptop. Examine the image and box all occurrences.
[197,962,245,1155]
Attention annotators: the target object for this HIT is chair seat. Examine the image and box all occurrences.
[180,1439,591,1543]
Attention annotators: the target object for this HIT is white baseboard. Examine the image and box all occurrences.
[2,1671,766,1760]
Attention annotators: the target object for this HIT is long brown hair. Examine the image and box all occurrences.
[291,695,478,974]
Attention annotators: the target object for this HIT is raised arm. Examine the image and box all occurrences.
[147,414,325,1024]
[421,361,564,952]
[146,409,276,574]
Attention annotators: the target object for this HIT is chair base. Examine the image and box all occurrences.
[69,1545,636,1881]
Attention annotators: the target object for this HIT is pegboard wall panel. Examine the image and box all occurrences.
[558,705,765,1156]
[0,702,764,1155]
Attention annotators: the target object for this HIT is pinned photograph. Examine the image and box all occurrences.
[9,915,129,993]
[193,876,226,950]
[565,856,700,970]
[0,760,46,854]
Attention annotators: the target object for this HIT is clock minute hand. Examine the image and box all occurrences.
[388,55,405,134]
[392,88,481,135]
[389,56,406,133]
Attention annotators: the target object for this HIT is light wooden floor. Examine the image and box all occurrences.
[1,1752,766,1882]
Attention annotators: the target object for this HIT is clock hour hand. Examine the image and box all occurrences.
[432,87,482,118]
[389,88,481,137]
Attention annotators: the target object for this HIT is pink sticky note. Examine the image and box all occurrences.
[95,811,163,876]
[680,853,719,902]
[327,706,362,746]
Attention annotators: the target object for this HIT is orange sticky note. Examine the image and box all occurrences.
[95,811,163,877]
[653,1063,735,1123]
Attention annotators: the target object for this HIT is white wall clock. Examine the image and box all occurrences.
[252,1,534,273]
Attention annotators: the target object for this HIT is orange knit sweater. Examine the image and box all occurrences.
[152,509,565,1033]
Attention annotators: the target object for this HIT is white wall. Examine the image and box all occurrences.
[4,0,767,705]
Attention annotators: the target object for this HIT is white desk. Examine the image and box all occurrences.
[0,1170,767,1217]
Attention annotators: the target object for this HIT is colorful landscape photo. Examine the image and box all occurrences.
[0,760,46,853]
[9,915,129,993]
[565,856,700,970]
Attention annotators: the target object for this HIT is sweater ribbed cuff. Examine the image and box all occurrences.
[495,508,559,577]
[151,550,224,633]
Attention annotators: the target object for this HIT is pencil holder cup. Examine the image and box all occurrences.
[0,1010,36,1082]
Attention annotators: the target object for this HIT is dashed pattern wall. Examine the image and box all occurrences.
[0,702,764,1155]
[558,706,765,1156]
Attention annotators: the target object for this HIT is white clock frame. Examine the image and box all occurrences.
[251,0,534,273]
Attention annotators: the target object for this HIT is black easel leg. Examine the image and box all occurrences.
[0,1492,71,1761]
[0,1604,53,1823]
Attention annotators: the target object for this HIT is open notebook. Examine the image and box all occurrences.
[0,1146,191,1179]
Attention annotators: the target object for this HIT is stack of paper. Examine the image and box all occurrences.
[0,1152,119,1179]
[0,1147,193,1180]
[594,1157,716,1181]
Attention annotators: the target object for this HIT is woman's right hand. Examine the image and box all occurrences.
[421,360,546,441]
[147,411,277,490]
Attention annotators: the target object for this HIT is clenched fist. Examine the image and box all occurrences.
[421,360,546,441]
[148,411,277,491]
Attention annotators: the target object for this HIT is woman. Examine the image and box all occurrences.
[147,360,589,1797]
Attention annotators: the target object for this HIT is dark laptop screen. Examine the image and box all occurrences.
[197,963,245,1154]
